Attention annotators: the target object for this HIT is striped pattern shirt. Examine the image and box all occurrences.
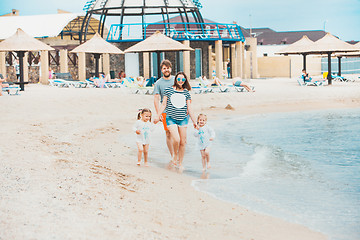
[164,87,191,121]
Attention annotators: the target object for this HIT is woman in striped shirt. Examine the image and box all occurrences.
[154,72,197,171]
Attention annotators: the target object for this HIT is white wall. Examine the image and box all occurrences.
[125,53,139,77]
[257,45,290,57]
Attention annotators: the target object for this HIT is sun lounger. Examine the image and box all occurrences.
[64,79,87,88]
[122,78,153,94]
[139,87,154,95]
[86,79,110,88]
[49,79,68,87]
[191,86,211,94]
[233,86,246,92]
[210,85,230,93]
[332,75,355,82]
[52,73,88,88]
[195,77,231,93]
[2,85,20,95]
[297,77,324,86]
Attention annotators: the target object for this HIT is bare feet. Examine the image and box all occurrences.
[207,163,211,169]
[171,157,178,167]
[137,161,140,166]
[144,162,149,167]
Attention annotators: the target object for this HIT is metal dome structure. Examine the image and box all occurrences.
[80,0,204,42]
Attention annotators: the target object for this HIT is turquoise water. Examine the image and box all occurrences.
[150,108,360,240]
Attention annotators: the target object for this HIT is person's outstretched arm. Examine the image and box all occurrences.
[187,100,197,128]
[154,94,160,115]
[154,96,167,124]
[208,126,216,141]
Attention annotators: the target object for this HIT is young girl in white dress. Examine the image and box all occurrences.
[133,108,155,166]
[194,114,215,171]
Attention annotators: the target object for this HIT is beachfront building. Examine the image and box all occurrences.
[80,0,255,80]
[241,28,360,79]
[0,9,108,83]
[239,28,327,78]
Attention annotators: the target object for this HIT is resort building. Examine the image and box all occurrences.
[80,0,258,80]
[241,28,359,78]
[239,28,325,78]
[1,2,357,83]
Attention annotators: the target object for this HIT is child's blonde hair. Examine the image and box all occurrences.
[197,113,207,123]
[137,108,152,121]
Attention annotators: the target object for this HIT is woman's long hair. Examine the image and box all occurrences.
[174,71,191,91]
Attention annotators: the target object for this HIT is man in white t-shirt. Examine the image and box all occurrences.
[153,59,175,160]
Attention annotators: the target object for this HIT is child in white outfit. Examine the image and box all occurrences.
[133,108,155,166]
[194,114,215,171]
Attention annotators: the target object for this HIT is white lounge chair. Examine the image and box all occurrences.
[297,76,324,86]
[2,85,20,95]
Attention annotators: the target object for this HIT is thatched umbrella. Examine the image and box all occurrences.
[276,35,314,71]
[310,33,358,83]
[124,31,194,78]
[302,33,357,84]
[0,28,54,91]
[71,33,124,78]
[334,42,360,57]
[332,42,360,76]
[277,33,358,84]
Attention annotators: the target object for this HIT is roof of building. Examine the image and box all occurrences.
[240,27,276,37]
[0,13,85,40]
[86,0,200,15]
[153,19,327,46]
[241,27,327,45]
[0,13,106,41]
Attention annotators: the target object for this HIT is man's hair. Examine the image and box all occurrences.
[160,59,172,69]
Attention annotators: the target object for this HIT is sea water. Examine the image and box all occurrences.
[149,108,360,240]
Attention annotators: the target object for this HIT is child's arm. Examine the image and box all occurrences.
[158,96,167,115]
[154,96,167,124]
[133,121,141,134]
[193,128,200,137]
[187,99,197,128]
[208,126,215,141]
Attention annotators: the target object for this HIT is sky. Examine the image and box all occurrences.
[1,0,359,41]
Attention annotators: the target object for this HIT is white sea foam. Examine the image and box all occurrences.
[241,146,271,178]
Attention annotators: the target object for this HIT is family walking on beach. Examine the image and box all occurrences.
[133,59,215,172]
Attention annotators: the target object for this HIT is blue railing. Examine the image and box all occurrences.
[193,0,203,9]
[83,0,96,12]
[106,22,245,42]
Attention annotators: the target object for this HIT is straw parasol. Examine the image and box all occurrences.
[276,35,315,71]
[0,28,54,90]
[71,33,124,77]
[124,31,194,78]
[332,42,360,75]
[306,33,358,54]
[334,42,360,57]
[307,33,358,84]
[277,33,358,84]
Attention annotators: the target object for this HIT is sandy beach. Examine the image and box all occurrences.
[1,78,359,239]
